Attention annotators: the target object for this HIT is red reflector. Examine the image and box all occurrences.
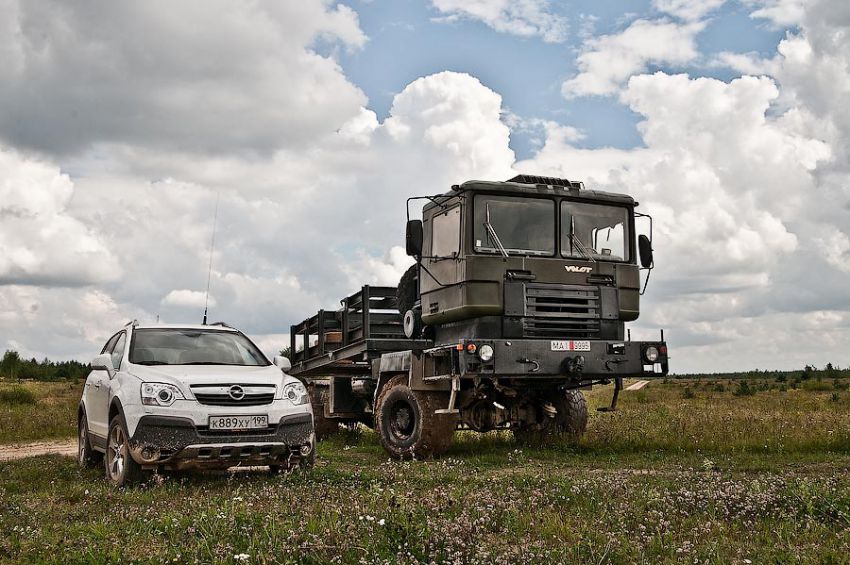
[660,345,668,354]
[456,344,464,351]
[466,343,477,353]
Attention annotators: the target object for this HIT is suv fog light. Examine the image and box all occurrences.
[478,344,494,362]
[140,446,160,462]
[299,443,313,456]
[644,346,659,362]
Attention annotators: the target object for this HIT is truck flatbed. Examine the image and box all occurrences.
[289,285,432,378]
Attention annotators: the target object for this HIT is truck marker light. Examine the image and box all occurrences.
[456,344,464,351]
[466,343,477,354]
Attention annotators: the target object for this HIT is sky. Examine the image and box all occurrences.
[0,0,848,373]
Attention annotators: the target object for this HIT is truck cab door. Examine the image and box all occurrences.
[420,205,462,317]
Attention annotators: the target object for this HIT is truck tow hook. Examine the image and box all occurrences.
[517,357,540,372]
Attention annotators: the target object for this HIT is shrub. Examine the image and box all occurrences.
[733,380,755,397]
[0,386,37,405]
[830,393,840,403]
[683,387,695,399]
[713,383,726,393]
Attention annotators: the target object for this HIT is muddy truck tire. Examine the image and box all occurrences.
[375,375,457,459]
[513,390,588,445]
[307,384,341,441]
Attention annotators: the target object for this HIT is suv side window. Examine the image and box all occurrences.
[110,332,127,370]
[101,333,120,355]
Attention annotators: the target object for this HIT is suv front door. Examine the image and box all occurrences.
[87,332,124,439]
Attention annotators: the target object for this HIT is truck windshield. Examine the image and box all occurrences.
[129,329,270,366]
[473,195,555,256]
[561,202,630,261]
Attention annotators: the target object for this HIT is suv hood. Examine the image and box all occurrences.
[129,364,282,387]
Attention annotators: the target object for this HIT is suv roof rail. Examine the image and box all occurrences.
[123,319,139,327]
[507,174,583,189]
[209,321,234,329]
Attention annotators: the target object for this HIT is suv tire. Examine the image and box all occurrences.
[77,411,103,469]
[375,375,457,460]
[105,415,148,486]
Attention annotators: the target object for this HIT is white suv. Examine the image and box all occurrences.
[78,321,314,485]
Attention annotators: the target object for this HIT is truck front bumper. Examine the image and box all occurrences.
[128,413,314,470]
[458,338,668,379]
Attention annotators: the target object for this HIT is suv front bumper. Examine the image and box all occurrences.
[128,412,314,470]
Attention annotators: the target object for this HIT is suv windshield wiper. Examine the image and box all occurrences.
[133,360,170,366]
[175,362,250,366]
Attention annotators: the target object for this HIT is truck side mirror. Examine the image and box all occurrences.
[638,234,654,268]
[406,220,423,258]
[91,353,115,378]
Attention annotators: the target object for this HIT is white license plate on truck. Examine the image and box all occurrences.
[550,340,591,352]
[208,415,268,431]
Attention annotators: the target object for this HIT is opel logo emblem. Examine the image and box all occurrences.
[228,385,245,400]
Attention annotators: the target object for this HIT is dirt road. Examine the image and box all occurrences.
[0,439,76,462]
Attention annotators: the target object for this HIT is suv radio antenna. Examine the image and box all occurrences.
[203,191,220,325]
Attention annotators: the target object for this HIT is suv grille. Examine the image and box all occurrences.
[523,283,600,338]
[190,384,276,406]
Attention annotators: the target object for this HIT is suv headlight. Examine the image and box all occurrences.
[141,383,184,407]
[282,381,309,405]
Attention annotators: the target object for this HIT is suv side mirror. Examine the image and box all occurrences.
[91,353,115,377]
[406,220,423,258]
[273,356,292,372]
[638,234,654,268]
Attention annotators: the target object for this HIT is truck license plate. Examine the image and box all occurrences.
[208,415,268,431]
[551,340,591,352]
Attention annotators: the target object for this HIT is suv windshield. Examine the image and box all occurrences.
[473,195,554,256]
[129,329,270,366]
[561,202,630,261]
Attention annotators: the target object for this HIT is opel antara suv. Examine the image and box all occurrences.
[78,321,314,485]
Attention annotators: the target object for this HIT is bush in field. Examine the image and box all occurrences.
[683,387,695,399]
[733,380,755,397]
[713,383,726,393]
[0,386,37,405]
[830,392,840,403]
[802,379,834,392]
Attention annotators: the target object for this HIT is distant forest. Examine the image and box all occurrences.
[0,350,91,381]
[0,348,847,383]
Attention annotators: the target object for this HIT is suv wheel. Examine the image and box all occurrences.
[105,416,147,486]
[375,375,457,460]
[77,411,103,469]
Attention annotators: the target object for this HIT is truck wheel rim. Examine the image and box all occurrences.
[108,426,126,479]
[389,400,415,441]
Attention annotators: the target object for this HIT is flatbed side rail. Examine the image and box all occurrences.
[289,285,430,376]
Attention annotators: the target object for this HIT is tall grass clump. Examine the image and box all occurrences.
[0,386,37,405]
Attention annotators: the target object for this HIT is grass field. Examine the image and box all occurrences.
[0,380,80,444]
[2,378,850,563]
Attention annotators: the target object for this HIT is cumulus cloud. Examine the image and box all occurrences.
[431,0,568,42]
[562,19,704,98]
[744,0,810,26]
[0,148,119,286]
[653,0,726,21]
[162,290,215,310]
[0,0,367,156]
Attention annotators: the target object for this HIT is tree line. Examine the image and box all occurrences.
[0,350,91,381]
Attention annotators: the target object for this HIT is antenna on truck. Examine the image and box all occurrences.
[202,191,220,325]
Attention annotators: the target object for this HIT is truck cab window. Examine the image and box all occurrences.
[561,202,630,261]
[473,195,555,256]
[431,206,461,257]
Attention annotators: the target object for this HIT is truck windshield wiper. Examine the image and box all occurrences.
[484,203,509,259]
[569,215,596,262]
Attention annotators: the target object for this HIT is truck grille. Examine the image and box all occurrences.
[523,283,600,338]
[190,384,276,406]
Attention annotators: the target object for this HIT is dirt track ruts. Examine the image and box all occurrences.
[0,439,76,462]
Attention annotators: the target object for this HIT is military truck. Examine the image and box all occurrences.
[289,175,669,459]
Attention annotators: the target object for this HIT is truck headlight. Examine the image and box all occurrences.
[282,381,309,405]
[141,383,184,407]
[478,344,494,362]
[644,346,659,363]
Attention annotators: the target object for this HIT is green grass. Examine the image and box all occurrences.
[2,378,850,563]
[0,380,80,443]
